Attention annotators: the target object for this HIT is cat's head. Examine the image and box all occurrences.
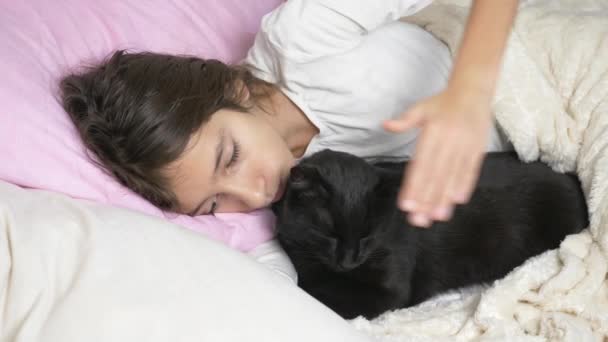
[273,149,391,272]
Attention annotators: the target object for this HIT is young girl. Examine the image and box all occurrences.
[61,0,517,233]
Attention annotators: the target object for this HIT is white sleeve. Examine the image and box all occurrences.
[313,0,434,31]
[257,0,434,61]
[247,239,298,285]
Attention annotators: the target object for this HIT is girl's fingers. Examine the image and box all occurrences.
[399,126,441,227]
[432,150,467,221]
[416,140,456,222]
[390,91,491,228]
[453,150,484,204]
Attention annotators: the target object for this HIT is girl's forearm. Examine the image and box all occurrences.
[448,0,519,104]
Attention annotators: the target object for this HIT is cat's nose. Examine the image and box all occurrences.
[337,260,359,271]
[337,251,362,271]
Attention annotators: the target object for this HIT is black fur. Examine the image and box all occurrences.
[272,150,588,319]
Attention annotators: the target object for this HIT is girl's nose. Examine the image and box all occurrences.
[222,175,268,211]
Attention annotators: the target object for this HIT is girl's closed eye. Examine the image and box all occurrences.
[209,198,217,215]
[227,139,240,168]
[208,140,240,215]
[209,195,219,215]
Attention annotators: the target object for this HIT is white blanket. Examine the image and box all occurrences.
[352,0,608,340]
[0,180,374,342]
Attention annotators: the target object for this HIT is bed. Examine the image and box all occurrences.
[1,0,607,341]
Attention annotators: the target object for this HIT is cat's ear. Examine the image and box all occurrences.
[289,165,330,199]
[289,165,322,191]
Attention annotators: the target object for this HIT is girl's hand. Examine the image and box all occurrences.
[383,87,492,227]
[382,0,517,228]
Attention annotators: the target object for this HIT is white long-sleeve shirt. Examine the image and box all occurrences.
[245,0,510,162]
[246,0,511,281]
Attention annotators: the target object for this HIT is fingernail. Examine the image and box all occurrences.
[453,192,468,204]
[401,199,417,211]
[432,206,452,221]
[410,213,430,227]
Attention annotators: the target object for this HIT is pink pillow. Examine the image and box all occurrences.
[0,0,283,251]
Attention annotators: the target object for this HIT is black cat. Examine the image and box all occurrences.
[272,150,588,320]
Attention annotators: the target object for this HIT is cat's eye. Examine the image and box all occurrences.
[327,236,338,252]
[310,229,337,245]
[359,236,373,253]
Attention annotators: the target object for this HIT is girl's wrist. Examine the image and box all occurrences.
[442,79,495,121]
[448,67,496,97]
[449,72,495,105]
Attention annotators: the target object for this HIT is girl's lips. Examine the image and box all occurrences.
[272,179,286,203]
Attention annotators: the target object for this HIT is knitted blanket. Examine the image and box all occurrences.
[353,1,608,340]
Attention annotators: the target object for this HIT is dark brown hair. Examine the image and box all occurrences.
[60,50,274,211]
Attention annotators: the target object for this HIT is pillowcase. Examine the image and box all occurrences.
[0,0,284,251]
[0,179,374,342]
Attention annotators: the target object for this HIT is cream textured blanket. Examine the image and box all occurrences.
[352,0,608,340]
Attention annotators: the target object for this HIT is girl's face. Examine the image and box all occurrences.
[168,108,296,216]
